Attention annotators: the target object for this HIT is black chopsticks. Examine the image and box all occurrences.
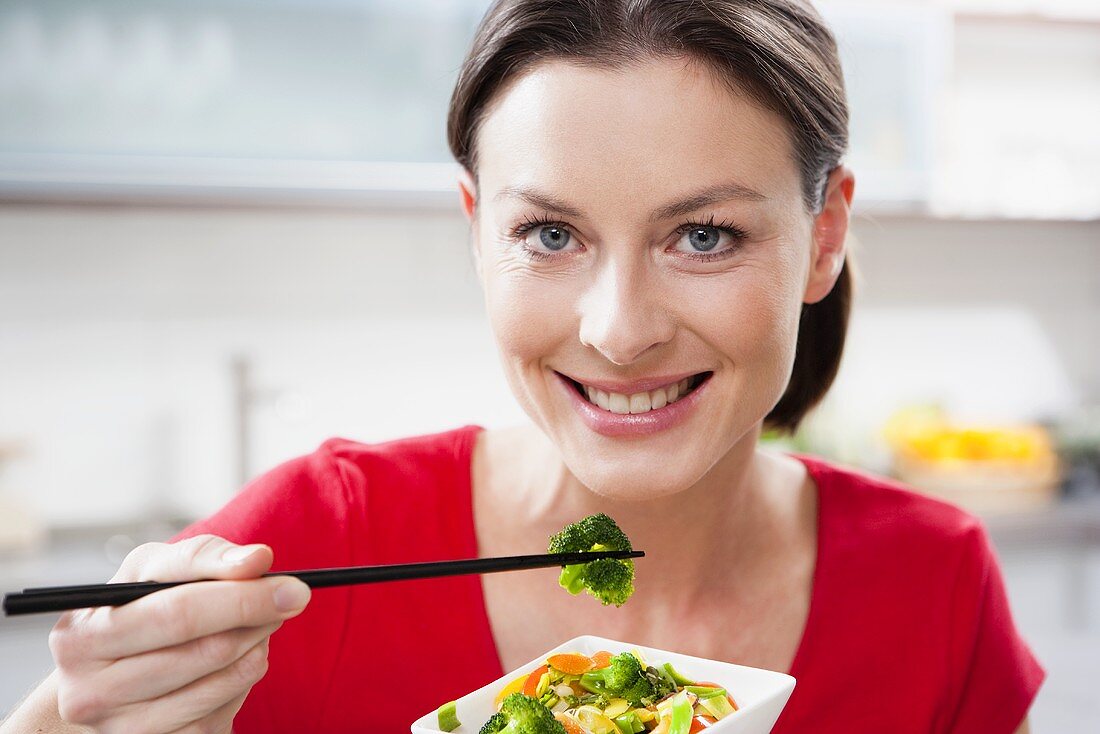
[2,549,644,616]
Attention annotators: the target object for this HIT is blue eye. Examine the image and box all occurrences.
[671,217,748,261]
[685,225,721,252]
[539,225,570,251]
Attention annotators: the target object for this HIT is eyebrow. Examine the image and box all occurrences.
[493,181,768,222]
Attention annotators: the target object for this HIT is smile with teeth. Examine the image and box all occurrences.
[572,374,706,415]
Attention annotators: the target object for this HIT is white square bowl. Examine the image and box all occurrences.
[411,634,796,733]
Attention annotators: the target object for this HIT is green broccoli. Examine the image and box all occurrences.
[578,653,674,707]
[479,712,508,734]
[478,693,566,734]
[548,513,635,606]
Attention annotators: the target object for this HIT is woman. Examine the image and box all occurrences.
[2,1,1042,732]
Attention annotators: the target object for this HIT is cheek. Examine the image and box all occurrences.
[482,255,576,374]
[684,255,804,387]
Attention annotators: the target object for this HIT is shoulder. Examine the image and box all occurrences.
[174,424,484,554]
[795,454,993,573]
[231,423,481,503]
[318,423,484,487]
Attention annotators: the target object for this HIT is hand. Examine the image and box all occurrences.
[47,534,310,733]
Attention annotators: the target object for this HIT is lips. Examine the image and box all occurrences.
[561,372,711,415]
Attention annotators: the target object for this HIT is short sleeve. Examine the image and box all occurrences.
[171,445,353,567]
[170,444,356,734]
[944,521,1045,734]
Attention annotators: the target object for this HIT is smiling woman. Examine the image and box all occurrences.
[0,2,1041,734]
[453,52,847,501]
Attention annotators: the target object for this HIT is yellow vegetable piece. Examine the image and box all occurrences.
[603,699,630,718]
[575,705,619,734]
[535,672,551,697]
[494,673,528,708]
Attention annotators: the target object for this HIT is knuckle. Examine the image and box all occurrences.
[234,585,267,625]
[180,534,224,567]
[121,541,165,579]
[47,625,72,664]
[56,683,105,725]
[195,630,241,670]
[48,622,89,669]
[155,593,199,642]
[231,643,269,688]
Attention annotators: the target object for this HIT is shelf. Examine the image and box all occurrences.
[0,154,463,210]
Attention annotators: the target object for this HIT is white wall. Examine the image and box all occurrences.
[1,203,1097,526]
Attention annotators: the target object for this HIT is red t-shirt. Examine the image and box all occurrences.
[174,424,1043,733]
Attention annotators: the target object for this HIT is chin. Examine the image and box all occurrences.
[562,453,712,503]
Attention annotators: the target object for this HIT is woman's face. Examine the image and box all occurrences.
[460,56,850,500]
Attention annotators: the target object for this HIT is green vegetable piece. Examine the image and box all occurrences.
[478,692,566,734]
[548,514,635,606]
[438,700,461,732]
[667,691,694,734]
[685,685,725,699]
[661,662,696,687]
[578,653,671,707]
[697,691,736,720]
[480,712,508,734]
[613,711,646,734]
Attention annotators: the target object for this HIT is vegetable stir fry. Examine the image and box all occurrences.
[548,514,635,606]
[478,650,738,734]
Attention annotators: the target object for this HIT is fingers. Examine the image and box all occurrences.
[111,535,275,584]
[74,639,270,734]
[96,623,281,705]
[47,534,295,734]
[168,691,248,734]
[62,575,310,661]
[138,638,269,733]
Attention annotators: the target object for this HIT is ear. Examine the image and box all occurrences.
[457,167,477,222]
[456,167,483,278]
[804,165,855,305]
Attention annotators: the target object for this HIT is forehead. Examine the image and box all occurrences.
[476,56,799,209]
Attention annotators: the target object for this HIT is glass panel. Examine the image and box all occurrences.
[0,0,492,161]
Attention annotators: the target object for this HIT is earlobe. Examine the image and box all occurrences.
[457,167,478,222]
[804,165,855,304]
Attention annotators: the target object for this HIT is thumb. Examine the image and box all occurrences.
[111,534,275,584]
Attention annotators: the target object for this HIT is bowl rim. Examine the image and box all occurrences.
[411,633,797,732]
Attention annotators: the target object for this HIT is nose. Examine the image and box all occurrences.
[577,258,676,365]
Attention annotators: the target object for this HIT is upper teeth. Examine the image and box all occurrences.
[582,378,694,414]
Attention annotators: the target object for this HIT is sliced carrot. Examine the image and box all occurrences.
[689,715,718,732]
[555,713,586,734]
[522,665,549,697]
[546,653,595,675]
[494,673,528,708]
[591,650,614,669]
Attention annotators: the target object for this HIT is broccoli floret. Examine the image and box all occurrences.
[548,513,635,606]
[578,653,674,707]
[478,693,566,734]
[578,652,639,695]
[549,513,631,555]
[578,558,634,606]
[479,712,508,734]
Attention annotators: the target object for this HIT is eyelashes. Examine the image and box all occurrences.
[506,212,749,262]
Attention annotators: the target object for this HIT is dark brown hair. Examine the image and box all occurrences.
[447,0,852,432]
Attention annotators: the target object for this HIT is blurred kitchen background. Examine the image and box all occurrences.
[0,0,1097,729]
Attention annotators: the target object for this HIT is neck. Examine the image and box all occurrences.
[517,424,800,613]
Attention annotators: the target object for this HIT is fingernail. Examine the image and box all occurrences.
[273,580,311,612]
[222,544,265,565]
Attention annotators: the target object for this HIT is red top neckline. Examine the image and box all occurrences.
[456,424,833,681]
